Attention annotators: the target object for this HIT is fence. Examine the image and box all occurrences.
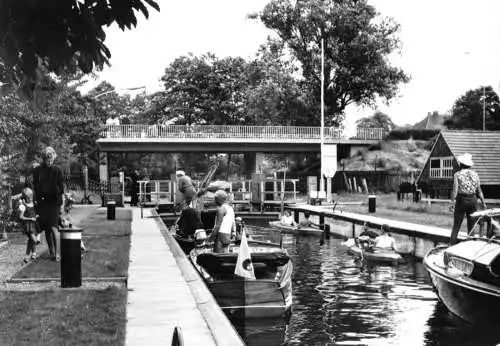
[333,170,421,193]
[101,125,385,141]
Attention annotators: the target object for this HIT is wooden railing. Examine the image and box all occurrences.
[100,125,384,141]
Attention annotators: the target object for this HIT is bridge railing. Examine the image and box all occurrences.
[101,125,384,141]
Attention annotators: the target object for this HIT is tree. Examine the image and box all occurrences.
[251,0,409,125]
[444,86,500,130]
[159,53,249,125]
[0,0,159,97]
[356,110,395,133]
[245,39,318,126]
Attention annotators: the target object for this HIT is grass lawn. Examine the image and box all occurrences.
[14,208,131,279]
[0,286,126,346]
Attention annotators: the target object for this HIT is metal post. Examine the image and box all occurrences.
[60,227,83,288]
[483,86,486,131]
[320,38,325,194]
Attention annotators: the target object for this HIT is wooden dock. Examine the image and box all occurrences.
[287,203,460,259]
[126,208,244,346]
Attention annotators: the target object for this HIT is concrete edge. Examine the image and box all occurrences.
[151,209,245,346]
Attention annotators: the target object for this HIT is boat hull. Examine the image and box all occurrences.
[269,221,323,237]
[208,279,291,319]
[424,248,500,325]
[342,240,404,264]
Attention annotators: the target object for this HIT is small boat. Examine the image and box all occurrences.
[341,238,404,264]
[269,220,323,236]
[424,208,500,325]
[189,238,293,319]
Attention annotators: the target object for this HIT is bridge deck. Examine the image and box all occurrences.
[97,125,383,146]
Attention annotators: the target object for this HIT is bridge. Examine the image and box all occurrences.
[97,124,383,151]
[96,124,384,181]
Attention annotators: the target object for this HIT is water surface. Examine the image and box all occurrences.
[231,220,500,346]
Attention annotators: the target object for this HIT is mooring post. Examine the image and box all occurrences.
[319,214,325,230]
[294,210,299,224]
[352,222,356,238]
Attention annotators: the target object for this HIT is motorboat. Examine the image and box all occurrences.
[269,220,323,236]
[424,208,500,325]
[341,238,404,264]
[189,237,293,319]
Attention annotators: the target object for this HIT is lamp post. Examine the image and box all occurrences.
[320,38,325,194]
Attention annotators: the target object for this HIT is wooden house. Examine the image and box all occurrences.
[417,130,500,199]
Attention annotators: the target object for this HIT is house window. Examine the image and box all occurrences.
[430,157,454,179]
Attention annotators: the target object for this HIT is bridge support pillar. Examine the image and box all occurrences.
[244,152,265,178]
[99,151,108,182]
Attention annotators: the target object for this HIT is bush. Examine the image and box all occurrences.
[387,129,439,141]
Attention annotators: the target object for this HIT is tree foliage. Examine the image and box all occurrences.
[245,39,317,126]
[444,86,500,130]
[0,0,159,98]
[356,110,395,133]
[159,53,249,125]
[251,0,409,125]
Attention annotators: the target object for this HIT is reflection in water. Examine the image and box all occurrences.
[230,221,496,346]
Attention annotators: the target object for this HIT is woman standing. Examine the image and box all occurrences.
[449,153,486,244]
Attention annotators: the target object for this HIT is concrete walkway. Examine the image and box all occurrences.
[126,208,243,346]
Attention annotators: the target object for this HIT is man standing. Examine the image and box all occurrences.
[33,147,64,261]
[209,190,235,253]
[176,170,197,209]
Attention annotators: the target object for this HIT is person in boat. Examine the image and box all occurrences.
[234,216,251,241]
[373,224,396,251]
[357,222,379,249]
[449,153,487,245]
[176,170,197,209]
[297,213,318,229]
[175,207,204,239]
[280,210,298,227]
[208,190,236,253]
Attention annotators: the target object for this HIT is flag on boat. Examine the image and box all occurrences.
[235,228,255,280]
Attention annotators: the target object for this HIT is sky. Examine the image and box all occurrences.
[84,0,500,131]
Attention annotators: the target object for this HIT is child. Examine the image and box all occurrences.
[17,188,38,262]
[280,210,298,227]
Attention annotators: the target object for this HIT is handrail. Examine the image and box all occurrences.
[100,125,384,141]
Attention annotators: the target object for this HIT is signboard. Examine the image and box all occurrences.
[322,144,338,178]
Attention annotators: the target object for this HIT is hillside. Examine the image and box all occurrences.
[344,139,431,172]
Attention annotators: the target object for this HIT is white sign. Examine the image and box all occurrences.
[322,144,338,178]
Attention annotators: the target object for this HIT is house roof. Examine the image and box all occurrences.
[442,130,500,185]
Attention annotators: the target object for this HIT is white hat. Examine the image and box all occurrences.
[175,170,185,176]
[457,153,474,167]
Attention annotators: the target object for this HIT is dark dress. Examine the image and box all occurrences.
[33,163,64,258]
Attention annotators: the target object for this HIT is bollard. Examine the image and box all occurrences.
[107,200,116,220]
[60,227,82,288]
[294,210,299,224]
[368,195,376,213]
[414,189,422,203]
[324,224,330,239]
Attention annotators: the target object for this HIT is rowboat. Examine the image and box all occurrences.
[269,220,323,236]
[189,239,293,319]
[424,208,500,325]
[341,238,404,264]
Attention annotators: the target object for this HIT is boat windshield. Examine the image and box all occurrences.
[469,209,500,241]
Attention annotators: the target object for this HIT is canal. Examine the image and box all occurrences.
[231,220,500,346]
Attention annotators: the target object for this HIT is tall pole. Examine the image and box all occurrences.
[320,39,325,194]
[483,86,486,131]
